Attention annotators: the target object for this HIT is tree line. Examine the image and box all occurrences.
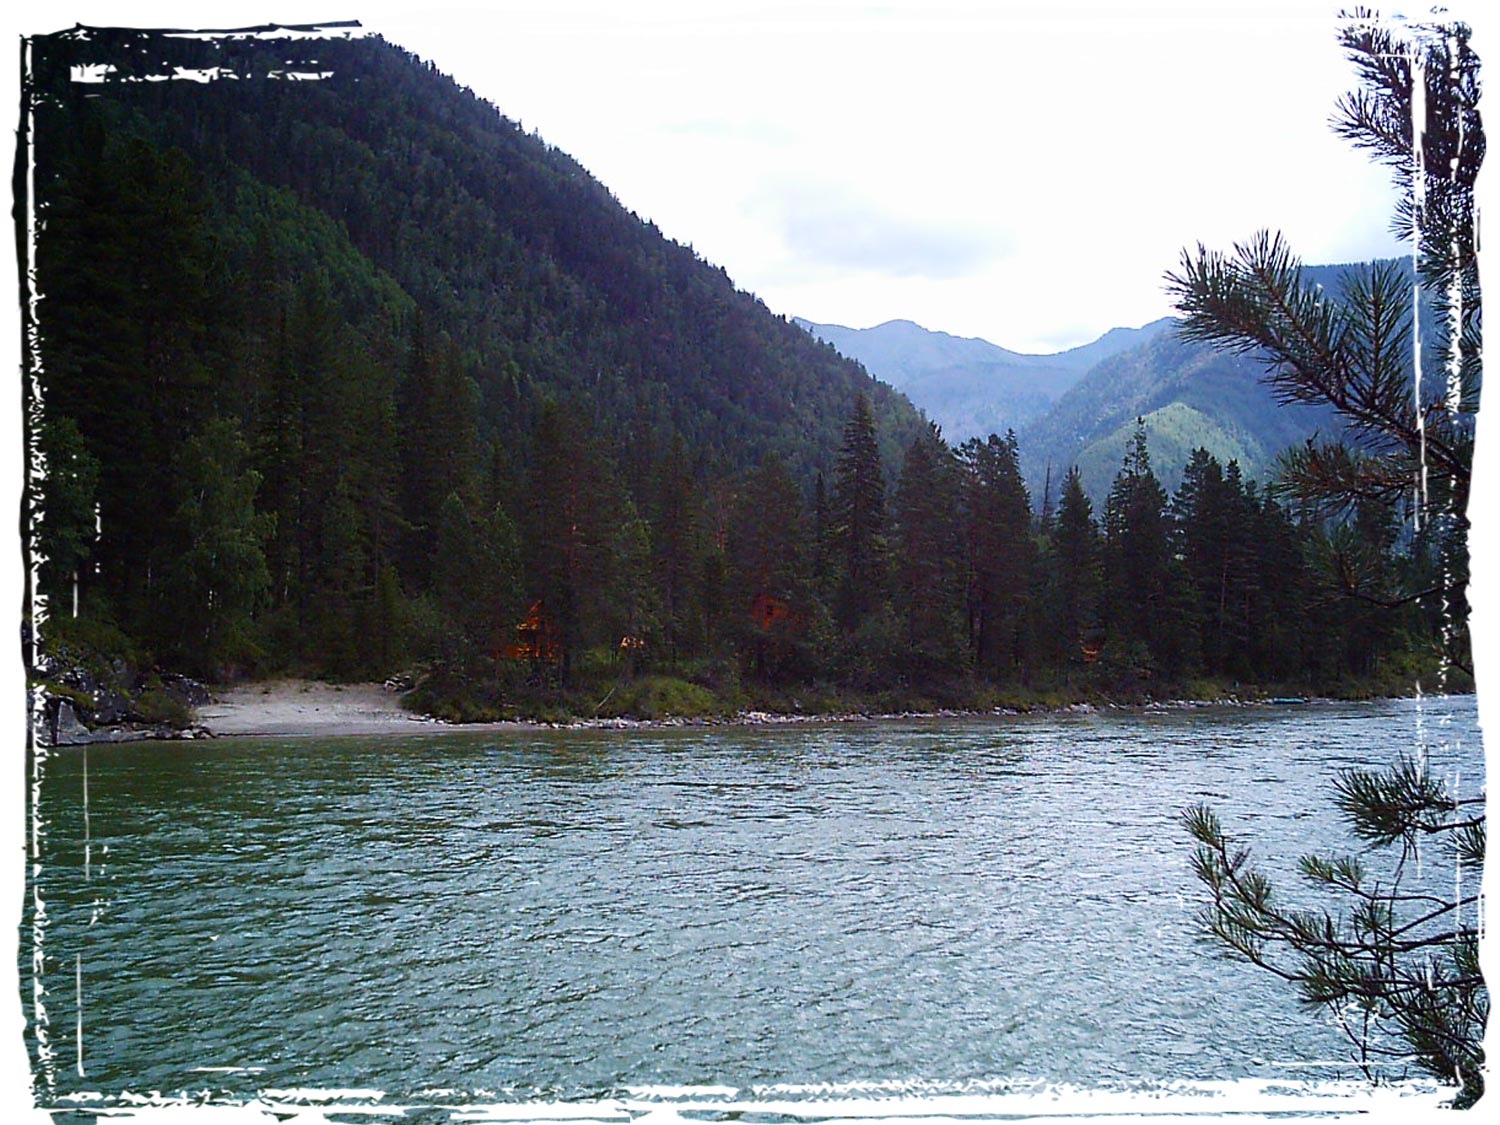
[34,299,1446,714]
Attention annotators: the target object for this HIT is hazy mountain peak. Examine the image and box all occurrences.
[795,315,1177,444]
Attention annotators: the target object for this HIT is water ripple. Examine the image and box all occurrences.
[27,695,1482,1106]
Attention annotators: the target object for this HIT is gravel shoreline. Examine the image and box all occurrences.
[183,679,1330,741]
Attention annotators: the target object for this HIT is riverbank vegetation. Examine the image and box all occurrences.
[393,400,1459,725]
[34,373,1462,729]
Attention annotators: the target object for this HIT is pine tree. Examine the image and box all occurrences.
[1243,491,1310,682]
[1165,15,1479,678]
[1171,449,1263,678]
[650,434,704,664]
[1170,11,1485,1105]
[1044,466,1101,680]
[1185,763,1485,1106]
[165,418,273,676]
[729,454,811,680]
[1101,422,1195,677]
[37,132,214,637]
[523,401,587,680]
[523,401,649,681]
[32,415,100,619]
[398,320,481,590]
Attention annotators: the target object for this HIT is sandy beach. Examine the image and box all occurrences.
[195,679,447,738]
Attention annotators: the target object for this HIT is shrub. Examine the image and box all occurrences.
[129,687,192,729]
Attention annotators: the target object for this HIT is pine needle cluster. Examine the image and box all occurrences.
[1183,759,1485,1105]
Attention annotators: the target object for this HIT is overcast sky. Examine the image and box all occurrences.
[16,1,1473,353]
[372,0,1418,353]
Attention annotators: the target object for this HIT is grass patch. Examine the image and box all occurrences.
[595,676,720,720]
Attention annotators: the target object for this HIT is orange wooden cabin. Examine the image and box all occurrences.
[500,600,562,663]
[750,592,793,631]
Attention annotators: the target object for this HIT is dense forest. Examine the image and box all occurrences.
[21,25,1459,724]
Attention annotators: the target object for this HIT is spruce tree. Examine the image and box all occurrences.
[958,432,1034,680]
[1101,422,1195,677]
[1045,466,1101,680]
[729,454,813,680]
[165,418,273,676]
[893,424,966,679]
[650,434,703,664]
[831,393,887,629]
[37,132,214,638]
[1172,449,1262,678]
[33,416,100,619]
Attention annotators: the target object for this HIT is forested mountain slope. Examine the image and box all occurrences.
[23,24,920,680]
[1016,332,1343,504]
[22,26,1438,717]
[29,26,917,478]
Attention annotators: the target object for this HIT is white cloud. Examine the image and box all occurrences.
[748,179,1014,281]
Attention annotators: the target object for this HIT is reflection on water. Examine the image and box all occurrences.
[23,696,1482,1108]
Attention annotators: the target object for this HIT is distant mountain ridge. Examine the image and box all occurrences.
[794,316,1176,447]
[1015,329,1342,506]
[799,260,1408,504]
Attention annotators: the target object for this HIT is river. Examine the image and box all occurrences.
[20,695,1484,1117]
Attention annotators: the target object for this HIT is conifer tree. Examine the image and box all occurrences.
[1171,449,1263,677]
[1171,11,1485,1105]
[958,432,1034,679]
[165,418,273,676]
[729,453,813,679]
[524,401,587,679]
[432,491,478,632]
[651,434,703,664]
[893,424,966,678]
[611,510,661,668]
[1101,422,1195,677]
[1166,14,1479,678]
[398,321,481,590]
[831,393,888,629]
[37,132,214,637]
[33,416,100,618]
[1044,466,1101,679]
[1242,491,1309,681]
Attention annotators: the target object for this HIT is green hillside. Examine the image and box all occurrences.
[1018,262,1418,503]
[23,24,923,682]
[1020,330,1342,502]
[28,26,919,484]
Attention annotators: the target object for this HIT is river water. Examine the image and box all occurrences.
[21,695,1484,1115]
